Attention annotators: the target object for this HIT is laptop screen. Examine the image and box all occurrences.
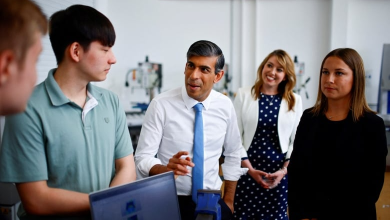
[89,172,181,220]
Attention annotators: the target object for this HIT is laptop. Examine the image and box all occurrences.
[89,172,181,220]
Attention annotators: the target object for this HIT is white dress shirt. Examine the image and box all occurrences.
[135,86,243,195]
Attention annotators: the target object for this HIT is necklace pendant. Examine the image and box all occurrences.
[270,103,273,106]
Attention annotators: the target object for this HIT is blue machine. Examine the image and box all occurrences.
[195,190,222,220]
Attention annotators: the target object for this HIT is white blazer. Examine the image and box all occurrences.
[233,87,303,159]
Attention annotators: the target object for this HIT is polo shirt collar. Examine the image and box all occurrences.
[45,69,69,106]
[45,68,103,106]
[87,82,102,101]
[181,86,213,111]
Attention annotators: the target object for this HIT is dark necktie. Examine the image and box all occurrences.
[192,103,204,203]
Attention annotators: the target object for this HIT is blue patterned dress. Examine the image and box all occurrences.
[233,93,288,220]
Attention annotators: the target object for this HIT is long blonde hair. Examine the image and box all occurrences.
[311,48,374,121]
[251,49,296,111]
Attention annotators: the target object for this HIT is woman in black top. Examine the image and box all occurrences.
[288,48,388,220]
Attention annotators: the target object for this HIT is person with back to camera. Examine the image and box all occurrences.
[135,40,247,220]
[233,49,303,219]
[0,5,136,219]
[288,48,388,220]
[0,0,47,116]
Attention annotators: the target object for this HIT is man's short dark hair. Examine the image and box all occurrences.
[49,4,116,64]
[186,40,225,74]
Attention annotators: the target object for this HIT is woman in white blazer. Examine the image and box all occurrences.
[233,50,303,220]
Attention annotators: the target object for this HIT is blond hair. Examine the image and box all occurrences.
[251,49,296,111]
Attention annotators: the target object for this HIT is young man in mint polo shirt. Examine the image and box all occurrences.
[0,5,136,219]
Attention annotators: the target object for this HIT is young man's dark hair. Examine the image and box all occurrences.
[49,4,116,64]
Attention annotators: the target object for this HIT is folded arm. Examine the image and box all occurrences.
[16,181,90,216]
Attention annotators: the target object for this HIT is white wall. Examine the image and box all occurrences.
[102,0,332,111]
[99,0,231,111]
[254,0,331,110]
[29,0,390,112]
[346,0,390,109]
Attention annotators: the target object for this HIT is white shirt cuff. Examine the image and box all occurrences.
[221,163,248,181]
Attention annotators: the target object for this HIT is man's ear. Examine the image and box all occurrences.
[213,70,225,84]
[68,42,82,62]
[0,50,16,86]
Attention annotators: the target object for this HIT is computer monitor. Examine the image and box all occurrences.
[89,172,181,220]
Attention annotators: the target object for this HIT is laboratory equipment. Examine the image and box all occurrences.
[293,55,310,99]
[213,64,234,98]
[124,56,162,105]
[123,56,163,151]
[378,44,390,114]
[296,77,311,99]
